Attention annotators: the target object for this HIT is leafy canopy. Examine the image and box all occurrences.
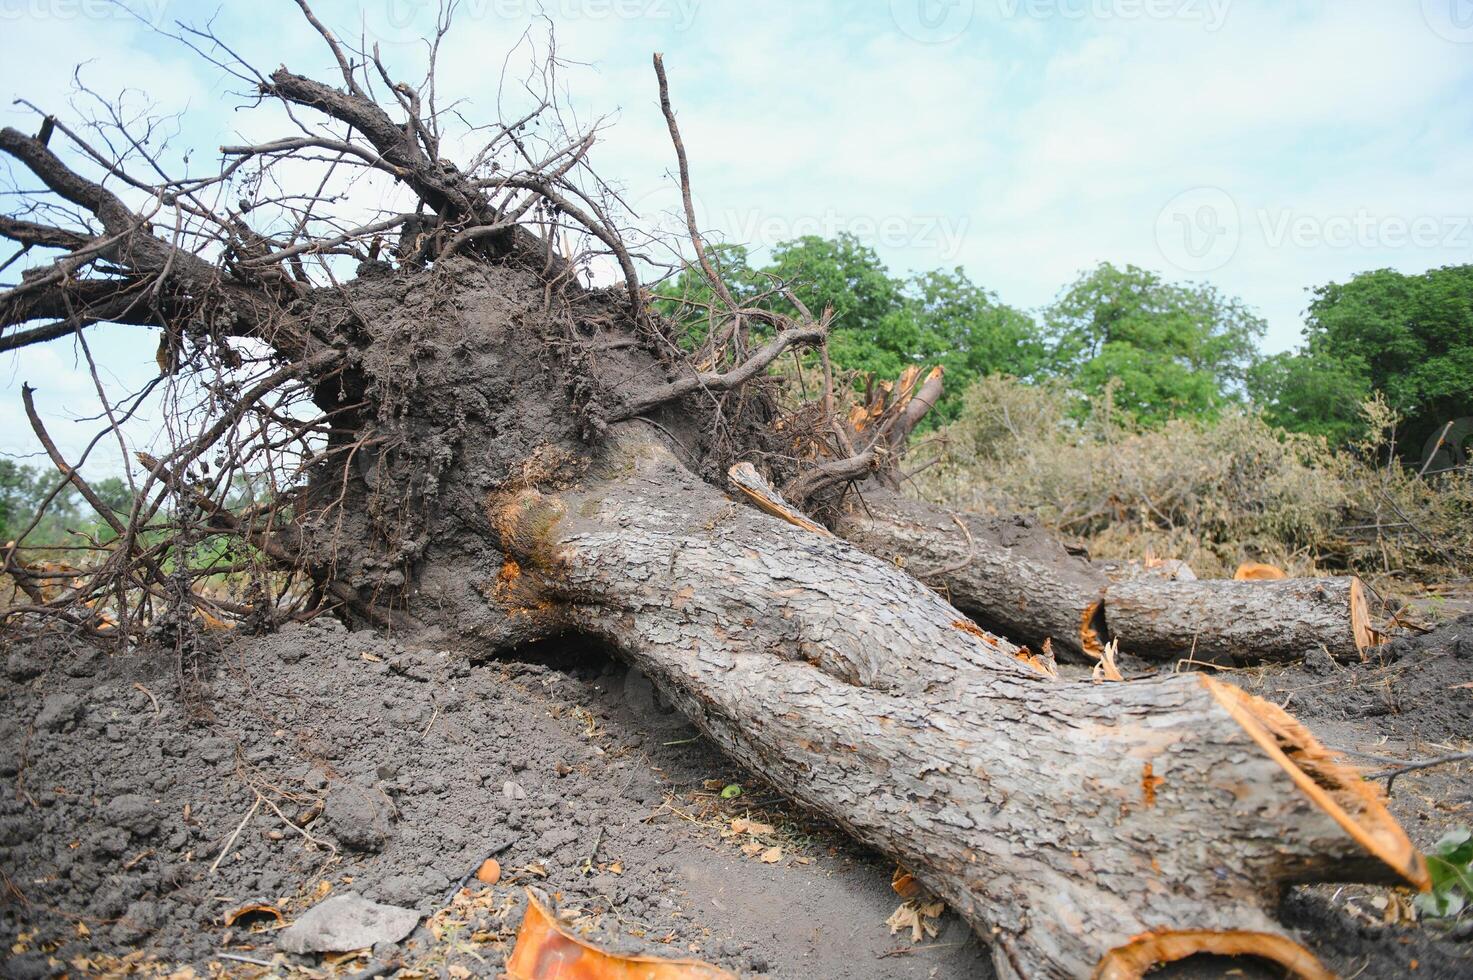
[1251,264,1473,453]
[1044,263,1266,426]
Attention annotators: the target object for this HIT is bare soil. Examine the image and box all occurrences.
[2,613,1471,979]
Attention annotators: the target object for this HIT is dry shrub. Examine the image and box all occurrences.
[916,377,1473,586]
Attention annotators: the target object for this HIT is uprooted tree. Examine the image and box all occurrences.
[0,7,1425,977]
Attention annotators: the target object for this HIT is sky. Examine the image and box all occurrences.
[2,0,1472,474]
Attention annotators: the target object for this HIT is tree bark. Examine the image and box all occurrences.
[1103,576,1379,664]
[834,490,1109,660]
[493,429,1425,980]
[835,492,1381,667]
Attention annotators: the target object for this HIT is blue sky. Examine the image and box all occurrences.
[3,0,1472,472]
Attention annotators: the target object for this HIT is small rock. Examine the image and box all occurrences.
[4,649,45,682]
[64,647,104,678]
[326,781,394,852]
[90,828,130,858]
[502,780,527,801]
[0,952,52,980]
[197,736,233,764]
[112,899,161,944]
[276,892,419,954]
[105,794,159,839]
[35,692,83,732]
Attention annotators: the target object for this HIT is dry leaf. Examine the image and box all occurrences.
[759,846,783,864]
[740,842,764,857]
[725,817,775,838]
[885,899,944,943]
[891,866,922,900]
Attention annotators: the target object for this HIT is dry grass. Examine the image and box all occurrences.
[915,377,1473,593]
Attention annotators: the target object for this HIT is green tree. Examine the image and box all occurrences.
[899,268,1046,422]
[762,234,911,380]
[1256,265,1473,453]
[657,234,1044,422]
[650,243,763,349]
[1247,348,1371,445]
[1044,263,1266,426]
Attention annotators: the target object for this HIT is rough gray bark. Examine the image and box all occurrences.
[1104,576,1377,664]
[834,491,1109,660]
[492,429,1424,980]
[834,492,1381,668]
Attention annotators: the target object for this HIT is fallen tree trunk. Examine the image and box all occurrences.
[1103,575,1380,664]
[0,26,1421,977]
[495,430,1425,980]
[835,491,1382,666]
[834,490,1109,659]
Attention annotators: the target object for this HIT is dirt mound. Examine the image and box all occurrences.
[1242,611,1473,743]
[3,617,1471,978]
[0,622,990,978]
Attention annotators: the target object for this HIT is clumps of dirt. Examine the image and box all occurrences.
[0,621,989,979]
[1240,611,1473,743]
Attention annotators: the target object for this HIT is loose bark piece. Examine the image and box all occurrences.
[494,432,1425,980]
[1094,929,1333,980]
[1104,575,1381,664]
[727,462,829,536]
[507,890,735,980]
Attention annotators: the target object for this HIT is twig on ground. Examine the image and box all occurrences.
[1371,750,1473,794]
[210,794,262,872]
[217,953,275,967]
[133,682,161,717]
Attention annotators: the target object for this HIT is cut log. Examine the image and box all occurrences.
[1104,576,1381,664]
[833,492,1384,668]
[834,490,1110,660]
[492,430,1425,980]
